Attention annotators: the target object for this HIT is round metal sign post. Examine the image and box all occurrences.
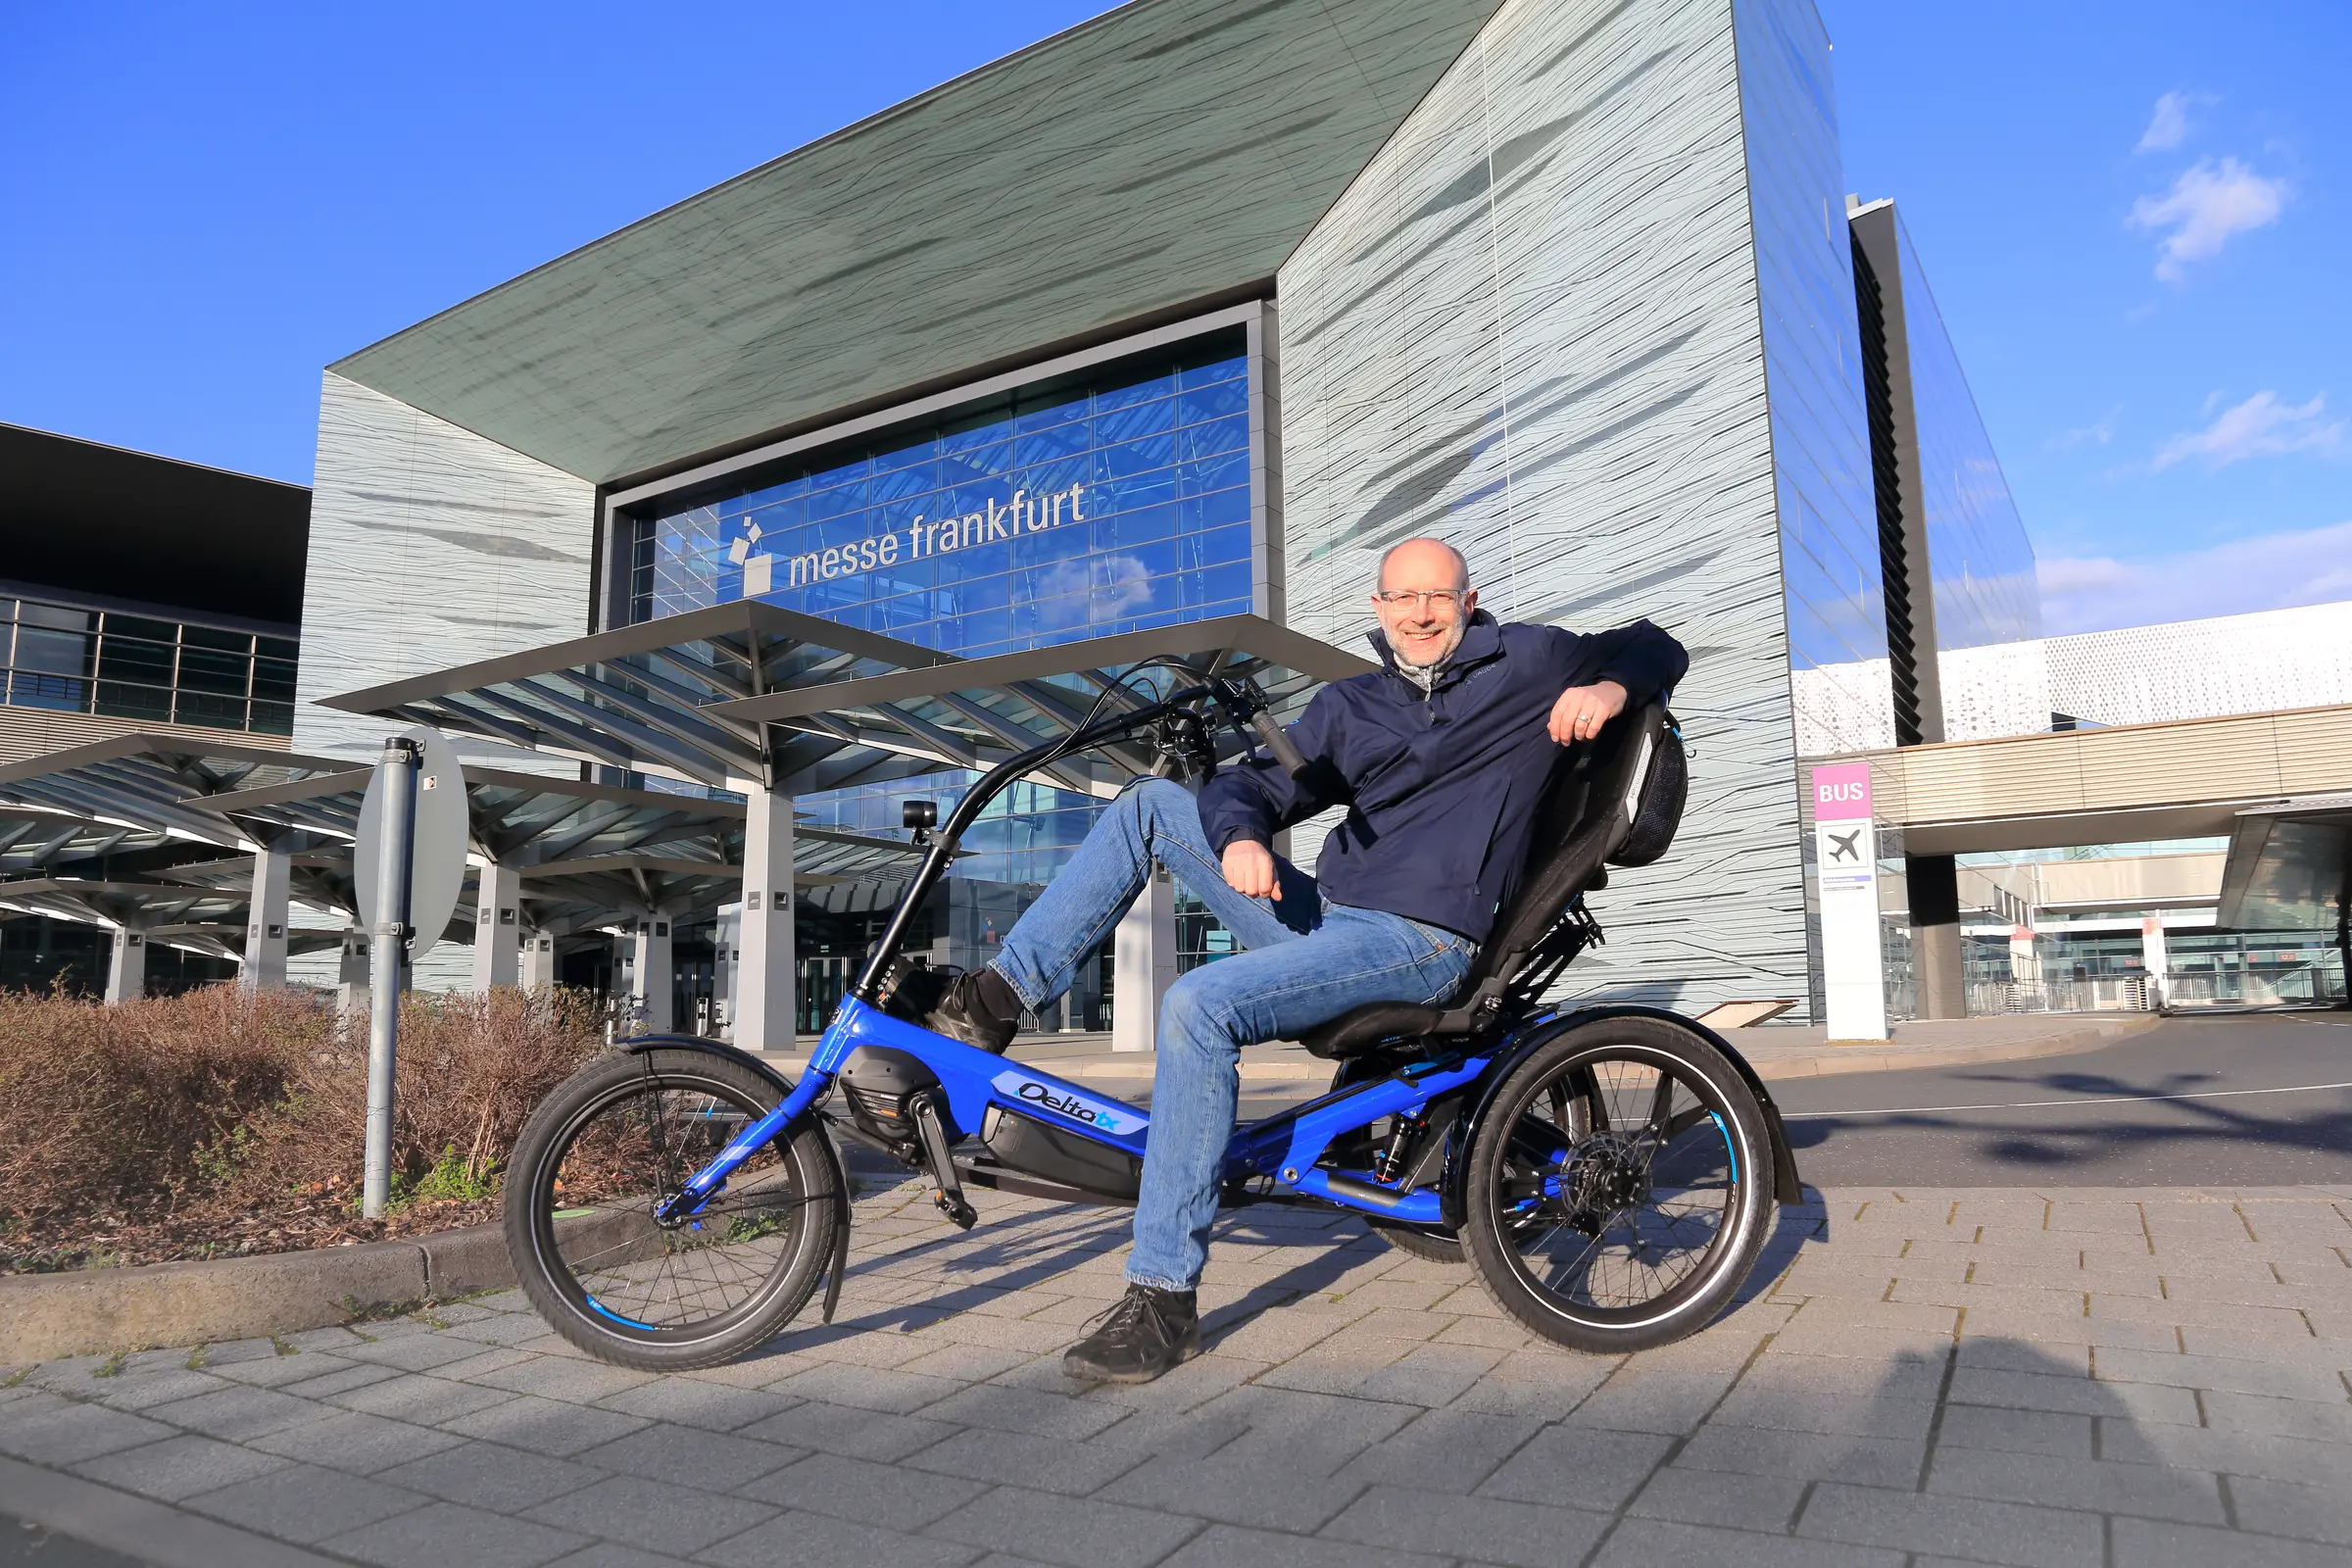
[355,726,469,1219]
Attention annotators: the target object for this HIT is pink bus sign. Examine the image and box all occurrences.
[1810,762,1872,821]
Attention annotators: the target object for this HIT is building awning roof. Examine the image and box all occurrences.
[710,612,1374,798]
[2218,796,2352,932]
[324,606,1374,802]
[326,0,1502,487]
[0,734,355,851]
[0,721,939,941]
[319,601,958,795]
[0,805,174,877]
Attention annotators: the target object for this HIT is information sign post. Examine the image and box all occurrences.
[1811,762,1887,1042]
[355,726,470,1220]
[361,738,416,1219]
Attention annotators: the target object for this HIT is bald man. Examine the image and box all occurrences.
[920,537,1688,1382]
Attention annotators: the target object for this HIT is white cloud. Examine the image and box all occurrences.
[2135,90,2211,153]
[2151,390,2343,469]
[2127,157,2288,280]
[2037,519,2352,634]
[2046,409,2120,450]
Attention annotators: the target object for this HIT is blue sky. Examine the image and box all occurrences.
[4,2,2343,635]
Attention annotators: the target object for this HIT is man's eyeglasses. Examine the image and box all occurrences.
[1371,589,1466,612]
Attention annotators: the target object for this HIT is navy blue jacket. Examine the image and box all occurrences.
[1198,612,1688,944]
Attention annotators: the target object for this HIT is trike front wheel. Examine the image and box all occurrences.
[503,1049,838,1370]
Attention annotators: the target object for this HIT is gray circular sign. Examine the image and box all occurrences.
[356,726,470,967]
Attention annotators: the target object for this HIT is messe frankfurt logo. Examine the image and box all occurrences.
[728,484,1091,597]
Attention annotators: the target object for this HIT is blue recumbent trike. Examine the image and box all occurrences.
[503,663,1802,1369]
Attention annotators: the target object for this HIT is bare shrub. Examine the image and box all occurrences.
[0,985,607,1271]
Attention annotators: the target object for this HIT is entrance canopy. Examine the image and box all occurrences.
[0,732,936,951]
[0,734,351,853]
[322,604,1373,800]
[319,601,956,794]
[0,804,173,877]
[199,763,937,935]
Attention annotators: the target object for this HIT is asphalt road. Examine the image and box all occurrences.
[1771,1010,2352,1187]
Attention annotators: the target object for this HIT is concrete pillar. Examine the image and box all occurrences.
[712,903,740,1036]
[518,931,557,993]
[106,926,148,1004]
[632,916,675,1033]
[2139,917,2171,1007]
[336,930,368,1021]
[239,845,291,993]
[1112,864,1177,1053]
[2008,925,2038,985]
[734,787,795,1052]
[1906,853,1965,1019]
[469,859,522,992]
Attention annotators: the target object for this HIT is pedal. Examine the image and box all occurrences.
[910,1092,978,1232]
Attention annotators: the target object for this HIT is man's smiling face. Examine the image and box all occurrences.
[1374,538,1476,668]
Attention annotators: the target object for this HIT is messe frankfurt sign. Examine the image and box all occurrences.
[729,483,1093,596]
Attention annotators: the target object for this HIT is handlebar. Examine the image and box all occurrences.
[1250,709,1311,779]
[850,666,1308,1004]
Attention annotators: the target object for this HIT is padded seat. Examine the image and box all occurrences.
[1296,703,1681,1060]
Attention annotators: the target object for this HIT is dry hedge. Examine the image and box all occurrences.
[0,985,607,1271]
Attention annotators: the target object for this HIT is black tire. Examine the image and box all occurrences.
[1365,1219,1464,1264]
[1461,1016,1773,1353]
[503,1049,838,1371]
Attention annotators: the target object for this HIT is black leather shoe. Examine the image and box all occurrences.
[1063,1285,1200,1384]
[921,968,1020,1055]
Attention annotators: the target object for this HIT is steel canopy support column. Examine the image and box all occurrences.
[735,787,795,1052]
[336,929,368,1021]
[1112,864,1177,1053]
[632,916,675,1033]
[518,931,556,993]
[470,859,522,992]
[241,845,292,993]
[105,926,148,1005]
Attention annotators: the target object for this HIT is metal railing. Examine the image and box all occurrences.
[1967,977,2153,1015]
[2161,964,2347,1010]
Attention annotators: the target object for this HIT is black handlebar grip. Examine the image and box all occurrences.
[1250,710,1311,778]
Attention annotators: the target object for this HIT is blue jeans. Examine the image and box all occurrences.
[989,777,1476,1291]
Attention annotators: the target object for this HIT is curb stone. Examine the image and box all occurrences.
[0,1208,647,1362]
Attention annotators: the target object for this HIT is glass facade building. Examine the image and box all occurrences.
[1735,0,1890,756]
[630,334,1255,658]
[1891,220,2041,654]
[0,594,299,738]
[616,330,1264,1023]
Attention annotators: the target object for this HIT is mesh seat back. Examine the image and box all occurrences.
[1456,703,1667,1000]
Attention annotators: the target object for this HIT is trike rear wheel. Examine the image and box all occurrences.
[1461,1017,1772,1353]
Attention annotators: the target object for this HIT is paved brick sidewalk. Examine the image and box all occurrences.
[7,1179,2351,1567]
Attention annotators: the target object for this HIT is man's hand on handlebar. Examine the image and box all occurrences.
[1223,839,1281,901]
[1547,679,1629,746]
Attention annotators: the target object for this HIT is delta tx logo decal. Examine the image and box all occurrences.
[989,1071,1145,1136]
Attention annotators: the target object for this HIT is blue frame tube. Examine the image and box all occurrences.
[662,996,1506,1223]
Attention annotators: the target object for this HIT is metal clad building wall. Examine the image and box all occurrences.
[1277,0,1818,1016]
[327,0,1505,488]
[294,373,595,766]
